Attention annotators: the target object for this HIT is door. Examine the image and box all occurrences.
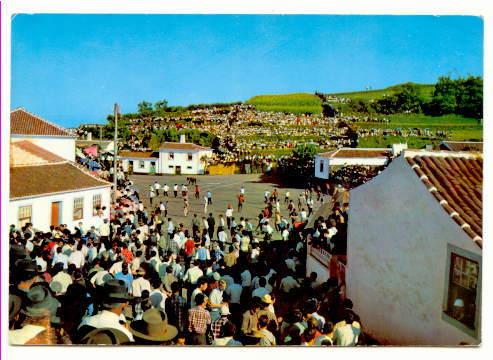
[129,161,134,175]
[175,166,181,175]
[51,201,62,227]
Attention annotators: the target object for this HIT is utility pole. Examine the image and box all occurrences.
[113,103,119,204]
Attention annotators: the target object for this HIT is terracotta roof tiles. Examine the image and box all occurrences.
[11,108,73,137]
[10,162,111,199]
[406,152,482,247]
[159,142,211,151]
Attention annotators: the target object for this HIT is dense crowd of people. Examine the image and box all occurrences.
[9,169,365,346]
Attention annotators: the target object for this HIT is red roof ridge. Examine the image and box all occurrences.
[11,108,74,137]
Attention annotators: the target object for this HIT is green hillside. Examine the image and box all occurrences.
[330,82,435,102]
[246,93,322,114]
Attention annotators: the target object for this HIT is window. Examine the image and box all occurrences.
[168,152,174,160]
[443,245,481,336]
[319,160,324,173]
[92,194,102,216]
[73,197,84,220]
[151,162,156,167]
[187,166,193,169]
[169,165,174,169]
[139,160,145,169]
[187,153,193,161]
[18,205,32,227]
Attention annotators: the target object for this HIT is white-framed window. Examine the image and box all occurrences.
[92,194,102,216]
[168,152,174,160]
[187,153,193,161]
[73,197,84,220]
[139,160,145,169]
[18,205,32,227]
[443,244,481,337]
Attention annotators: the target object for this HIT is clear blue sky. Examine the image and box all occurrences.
[11,15,483,127]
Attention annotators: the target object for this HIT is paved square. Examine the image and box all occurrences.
[129,173,323,239]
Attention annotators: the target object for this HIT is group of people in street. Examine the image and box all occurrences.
[9,168,364,346]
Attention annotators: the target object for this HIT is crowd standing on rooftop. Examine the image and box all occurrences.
[9,166,366,346]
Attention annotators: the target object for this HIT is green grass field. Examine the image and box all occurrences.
[246,93,322,114]
[355,113,482,149]
[330,82,435,102]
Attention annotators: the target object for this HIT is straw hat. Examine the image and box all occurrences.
[81,328,132,345]
[261,294,274,304]
[130,308,178,342]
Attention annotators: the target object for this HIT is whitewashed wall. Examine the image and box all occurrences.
[327,157,388,167]
[346,155,481,345]
[314,156,330,179]
[9,186,111,232]
[121,158,158,174]
[11,135,76,162]
[159,149,212,175]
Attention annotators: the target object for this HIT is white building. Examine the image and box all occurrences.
[118,135,213,175]
[119,151,160,174]
[346,150,482,345]
[10,108,76,162]
[314,147,394,180]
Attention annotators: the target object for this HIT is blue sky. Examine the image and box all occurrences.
[11,15,483,127]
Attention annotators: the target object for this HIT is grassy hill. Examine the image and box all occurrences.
[246,93,322,114]
[329,82,436,102]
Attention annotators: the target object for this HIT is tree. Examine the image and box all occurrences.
[137,101,153,116]
[277,144,319,185]
[395,84,424,113]
[322,102,337,118]
[154,99,169,116]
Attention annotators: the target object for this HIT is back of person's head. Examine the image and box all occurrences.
[259,277,267,287]
[171,281,180,294]
[197,277,208,287]
[344,311,355,325]
[221,321,237,338]
[195,293,206,306]
[303,328,317,343]
[258,315,269,329]
[323,322,334,335]
[343,298,354,309]
[307,317,319,330]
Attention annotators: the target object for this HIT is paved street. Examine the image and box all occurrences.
[130,173,324,240]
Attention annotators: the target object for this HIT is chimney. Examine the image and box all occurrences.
[87,132,92,141]
[179,134,186,143]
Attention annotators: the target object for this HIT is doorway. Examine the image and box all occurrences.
[51,201,62,227]
[175,166,181,175]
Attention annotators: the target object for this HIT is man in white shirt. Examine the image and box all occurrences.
[131,268,151,297]
[279,273,300,294]
[251,277,270,299]
[68,243,85,269]
[78,279,134,343]
[183,262,204,286]
[163,184,169,197]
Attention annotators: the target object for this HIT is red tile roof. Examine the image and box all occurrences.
[11,108,73,137]
[118,151,159,159]
[11,141,65,165]
[319,148,391,158]
[10,163,111,199]
[439,141,483,152]
[406,152,483,247]
[159,142,211,151]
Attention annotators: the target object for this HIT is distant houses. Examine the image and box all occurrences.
[118,135,213,175]
[346,149,482,345]
[9,109,112,231]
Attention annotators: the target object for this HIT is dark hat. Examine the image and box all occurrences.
[80,327,132,345]
[22,284,61,324]
[10,244,27,261]
[102,279,133,305]
[15,259,37,281]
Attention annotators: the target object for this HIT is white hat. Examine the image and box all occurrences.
[212,272,221,281]
[220,306,231,316]
[453,298,465,307]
